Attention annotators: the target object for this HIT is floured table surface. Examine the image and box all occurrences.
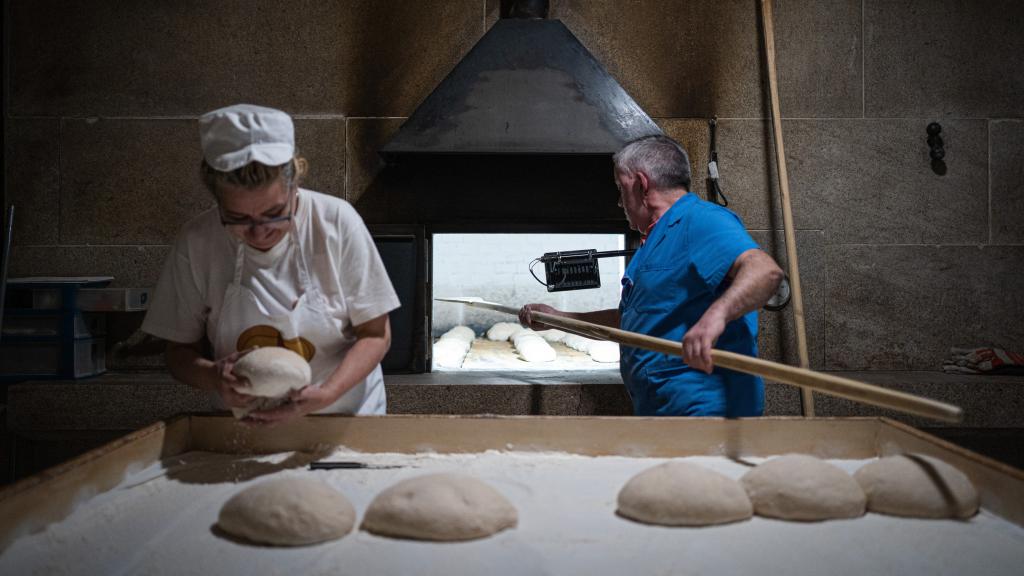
[2,449,1023,575]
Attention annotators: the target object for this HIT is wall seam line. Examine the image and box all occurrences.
[861,0,866,118]
[822,241,829,371]
[344,118,351,202]
[57,117,63,246]
[988,119,993,245]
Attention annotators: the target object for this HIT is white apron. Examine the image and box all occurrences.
[210,226,386,415]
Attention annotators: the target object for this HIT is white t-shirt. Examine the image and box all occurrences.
[142,189,400,349]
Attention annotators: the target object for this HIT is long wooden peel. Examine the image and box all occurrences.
[435,297,963,423]
[762,0,815,416]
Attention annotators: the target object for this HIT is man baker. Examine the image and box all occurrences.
[520,135,783,417]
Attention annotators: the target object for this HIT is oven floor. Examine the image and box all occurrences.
[442,339,619,372]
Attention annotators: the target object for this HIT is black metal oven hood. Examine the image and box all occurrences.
[380,11,662,157]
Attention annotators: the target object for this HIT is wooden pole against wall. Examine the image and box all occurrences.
[761,0,815,416]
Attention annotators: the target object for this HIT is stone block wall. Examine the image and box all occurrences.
[4,0,1023,372]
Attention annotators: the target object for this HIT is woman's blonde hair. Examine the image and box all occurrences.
[200,155,309,196]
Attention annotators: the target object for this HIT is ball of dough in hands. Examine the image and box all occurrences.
[217,477,356,546]
[853,453,979,519]
[741,454,866,521]
[231,347,312,419]
[233,347,312,397]
[362,473,518,541]
[617,461,753,526]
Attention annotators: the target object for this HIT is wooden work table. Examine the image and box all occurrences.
[2,414,1023,573]
[3,370,1024,481]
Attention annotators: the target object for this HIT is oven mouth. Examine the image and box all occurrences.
[431,232,624,372]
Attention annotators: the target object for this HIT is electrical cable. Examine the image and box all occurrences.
[529,257,552,288]
[707,118,729,207]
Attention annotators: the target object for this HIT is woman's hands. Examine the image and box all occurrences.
[244,384,337,424]
[243,314,393,425]
[211,348,257,410]
[218,347,332,425]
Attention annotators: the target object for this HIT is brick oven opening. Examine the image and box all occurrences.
[431,233,625,372]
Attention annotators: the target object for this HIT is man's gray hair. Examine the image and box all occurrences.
[613,135,691,192]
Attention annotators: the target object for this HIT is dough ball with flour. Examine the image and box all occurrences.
[441,325,476,344]
[231,347,312,418]
[617,461,752,526]
[362,473,517,541]
[537,329,567,343]
[854,454,979,519]
[218,477,355,546]
[234,347,312,397]
[487,322,522,341]
[433,338,469,368]
[512,330,556,362]
[562,334,618,362]
[741,454,866,521]
[588,341,620,363]
[562,334,594,353]
[436,335,470,354]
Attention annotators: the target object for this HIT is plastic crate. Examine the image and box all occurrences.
[0,338,106,378]
[1,277,113,381]
[1,312,106,339]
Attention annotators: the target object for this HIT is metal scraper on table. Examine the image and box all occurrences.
[309,461,406,470]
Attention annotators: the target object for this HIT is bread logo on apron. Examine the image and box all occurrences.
[236,325,316,361]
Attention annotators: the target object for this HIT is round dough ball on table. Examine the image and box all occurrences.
[362,473,518,541]
[486,322,522,341]
[231,347,312,419]
[617,461,752,526]
[217,477,356,546]
[854,453,979,519]
[741,454,866,521]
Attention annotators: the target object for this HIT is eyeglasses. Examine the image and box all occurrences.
[220,188,295,232]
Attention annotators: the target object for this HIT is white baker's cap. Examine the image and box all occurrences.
[199,104,295,172]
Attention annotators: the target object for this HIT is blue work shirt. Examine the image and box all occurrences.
[619,193,764,417]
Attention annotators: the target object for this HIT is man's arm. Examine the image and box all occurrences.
[519,304,621,331]
[248,314,392,423]
[682,248,784,373]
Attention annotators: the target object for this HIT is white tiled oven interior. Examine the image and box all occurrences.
[432,233,625,371]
